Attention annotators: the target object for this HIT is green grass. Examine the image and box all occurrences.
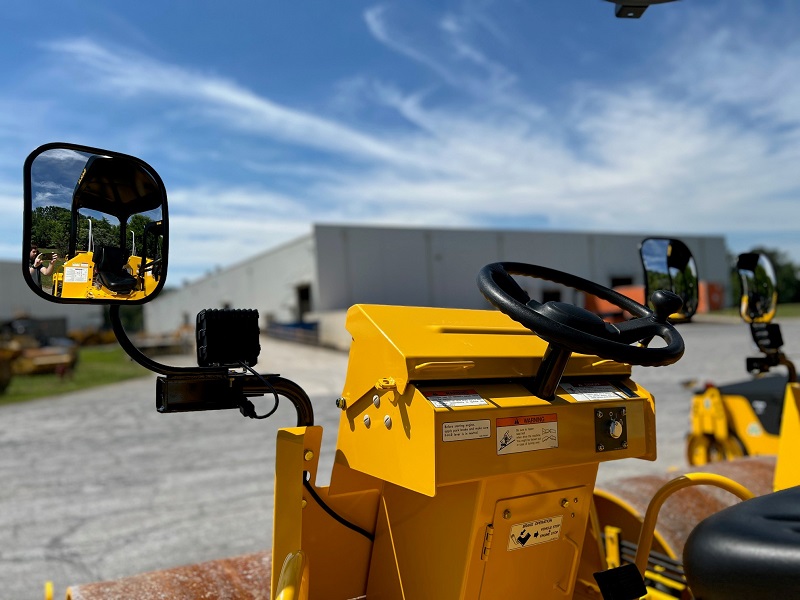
[0,345,150,406]
[776,303,800,318]
[711,303,800,319]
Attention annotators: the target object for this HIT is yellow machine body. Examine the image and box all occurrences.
[687,386,776,464]
[271,304,661,600]
[62,303,767,599]
[774,383,800,490]
[687,380,800,494]
[52,251,158,301]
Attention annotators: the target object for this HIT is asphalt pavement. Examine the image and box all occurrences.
[1,318,798,599]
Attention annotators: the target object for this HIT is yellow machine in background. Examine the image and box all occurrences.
[687,252,797,467]
[53,242,163,301]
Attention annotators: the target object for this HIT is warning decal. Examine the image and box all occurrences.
[424,389,488,408]
[496,414,558,455]
[507,515,563,551]
[64,266,89,283]
[442,419,491,442]
[560,382,628,402]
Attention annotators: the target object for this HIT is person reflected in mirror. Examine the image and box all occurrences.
[29,244,59,286]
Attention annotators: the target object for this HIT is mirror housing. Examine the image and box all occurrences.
[639,237,699,322]
[737,252,778,324]
[23,143,168,305]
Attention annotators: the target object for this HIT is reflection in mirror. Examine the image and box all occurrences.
[24,145,168,304]
[639,238,699,321]
[737,253,777,323]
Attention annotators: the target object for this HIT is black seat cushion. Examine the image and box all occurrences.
[95,246,137,293]
[718,375,786,435]
[683,486,800,599]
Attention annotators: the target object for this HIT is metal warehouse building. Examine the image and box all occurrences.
[0,261,104,333]
[143,224,729,350]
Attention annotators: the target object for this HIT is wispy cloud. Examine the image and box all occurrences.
[45,38,413,167]
[15,2,800,283]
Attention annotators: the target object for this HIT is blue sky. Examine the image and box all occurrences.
[3,1,800,285]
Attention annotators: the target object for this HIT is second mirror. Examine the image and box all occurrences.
[24,144,169,304]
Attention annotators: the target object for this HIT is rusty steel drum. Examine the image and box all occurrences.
[66,551,271,600]
[595,456,776,558]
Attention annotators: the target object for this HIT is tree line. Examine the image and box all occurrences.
[30,206,153,256]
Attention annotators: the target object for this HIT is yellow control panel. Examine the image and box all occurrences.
[335,304,656,496]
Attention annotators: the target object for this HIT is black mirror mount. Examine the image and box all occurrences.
[108,304,315,424]
[23,142,169,306]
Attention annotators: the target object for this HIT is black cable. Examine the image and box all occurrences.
[235,369,361,538]
[238,361,280,419]
[302,472,374,542]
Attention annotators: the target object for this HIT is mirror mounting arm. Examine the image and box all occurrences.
[109,306,315,426]
[110,305,226,378]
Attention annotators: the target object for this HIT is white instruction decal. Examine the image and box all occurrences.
[64,266,89,283]
[442,419,491,442]
[424,389,488,408]
[507,516,563,551]
[560,382,627,402]
[496,414,558,455]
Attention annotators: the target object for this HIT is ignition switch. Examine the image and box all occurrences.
[594,406,628,452]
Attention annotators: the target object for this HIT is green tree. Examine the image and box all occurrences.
[127,214,153,255]
[30,206,71,251]
[89,217,120,249]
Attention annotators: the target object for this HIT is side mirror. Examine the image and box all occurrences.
[736,252,777,324]
[23,143,168,304]
[639,237,699,322]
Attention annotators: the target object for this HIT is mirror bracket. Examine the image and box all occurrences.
[109,306,315,425]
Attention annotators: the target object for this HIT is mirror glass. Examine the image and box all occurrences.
[640,237,699,321]
[737,252,777,323]
[24,144,168,304]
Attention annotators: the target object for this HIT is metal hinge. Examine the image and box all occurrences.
[481,524,494,561]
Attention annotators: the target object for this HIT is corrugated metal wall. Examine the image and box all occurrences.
[143,225,729,337]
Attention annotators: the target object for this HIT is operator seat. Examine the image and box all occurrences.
[716,375,786,435]
[683,485,800,599]
[94,245,138,293]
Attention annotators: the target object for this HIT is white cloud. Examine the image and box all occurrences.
[11,4,799,285]
[45,38,414,167]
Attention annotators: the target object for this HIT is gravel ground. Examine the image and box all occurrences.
[1,318,798,599]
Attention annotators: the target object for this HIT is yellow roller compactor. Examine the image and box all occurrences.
[22,144,800,600]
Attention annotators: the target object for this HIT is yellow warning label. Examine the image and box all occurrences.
[507,516,563,551]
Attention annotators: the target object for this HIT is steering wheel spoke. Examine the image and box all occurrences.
[612,317,665,345]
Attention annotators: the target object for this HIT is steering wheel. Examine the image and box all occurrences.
[477,262,684,367]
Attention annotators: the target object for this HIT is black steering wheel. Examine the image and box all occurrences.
[477,262,684,367]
